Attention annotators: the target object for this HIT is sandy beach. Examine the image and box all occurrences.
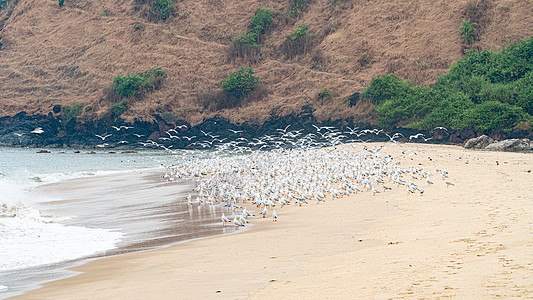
[15,144,533,299]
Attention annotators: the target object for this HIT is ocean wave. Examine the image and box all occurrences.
[0,210,123,271]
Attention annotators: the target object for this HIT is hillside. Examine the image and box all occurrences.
[0,0,532,125]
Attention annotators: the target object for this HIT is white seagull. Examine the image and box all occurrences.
[221,213,231,226]
[233,216,245,227]
[260,207,268,218]
[95,134,112,140]
[31,128,44,134]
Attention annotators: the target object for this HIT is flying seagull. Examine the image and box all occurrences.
[31,128,44,135]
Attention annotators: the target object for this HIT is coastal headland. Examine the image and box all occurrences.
[15,143,533,299]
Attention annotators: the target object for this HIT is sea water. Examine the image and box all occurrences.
[0,147,236,298]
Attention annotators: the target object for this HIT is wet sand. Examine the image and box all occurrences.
[15,144,533,299]
[5,169,238,298]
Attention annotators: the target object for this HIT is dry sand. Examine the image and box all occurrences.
[15,144,533,299]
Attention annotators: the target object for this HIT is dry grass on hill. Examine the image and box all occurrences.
[0,0,531,124]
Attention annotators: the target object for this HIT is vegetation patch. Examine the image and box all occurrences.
[60,104,84,125]
[289,0,308,17]
[281,24,314,58]
[135,0,175,21]
[0,0,10,10]
[459,19,477,45]
[112,67,166,99]
[110,100,128,115]
[318,88,332,100]
[362,37,533,133]
[231,8,274,59]
[201,67,263,110]
[221,67,260,100]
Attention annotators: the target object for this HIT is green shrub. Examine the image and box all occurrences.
[281,24,313,58]
[514,70,533,115]
[290,0,308,17]
[250,8,274,35]
[291,23,308,40]
[152,0,173,20]
[58,0,64,7]
[363,37,533,132]
[221,67,260,100]
[60,103,84,124]
[0,0,10,10]
[112,68,166,98]
[459,19,477,45]
[232,8,274,58]
[362,74,413,105]
[318,88,332,99]
[461,101,525,131]
[110,100,128,115]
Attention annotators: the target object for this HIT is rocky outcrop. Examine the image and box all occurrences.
[464,135,494,149]
[485,139,532,153]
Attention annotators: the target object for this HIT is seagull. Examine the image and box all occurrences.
[95,134,112,140]
[175,124,188,129]
[260,207,268,218]
[444,179,455,187]
[434,126,448,131]
[133,133,145,138]
[409,133,425,140]
[112,125,133,131]
[272,209,277,222]
[233,216,245,227]
[31,128,44,134]
[276,124,291,133]
[229,129,243,134]
[243,208,254,218]
[239,214,248,224]
[13,132,25,136]
[221,213,231,226]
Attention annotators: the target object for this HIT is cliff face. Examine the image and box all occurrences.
[0,0,531,125]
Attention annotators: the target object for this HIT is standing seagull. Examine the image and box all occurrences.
[260,207,268,218]
[272,209,277,222]
[221,213,231,226]
[233,216,245,227]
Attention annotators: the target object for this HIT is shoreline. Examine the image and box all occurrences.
[14,143,533,299]
[3,167,238,298]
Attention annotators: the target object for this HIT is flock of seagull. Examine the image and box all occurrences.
[116,124,438,152]
[17,123,440,152]
[161,133,454,227]
[19,122,453,228]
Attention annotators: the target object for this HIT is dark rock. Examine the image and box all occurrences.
[485,139,532,152]
[52,105,62,114]
[464,135,494,149]
[36,150,51,153]
[433,127,449,141]
[508,127,530,139]
[459,128,476,141]
[345,92,360,106]
[449,133,463,144]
